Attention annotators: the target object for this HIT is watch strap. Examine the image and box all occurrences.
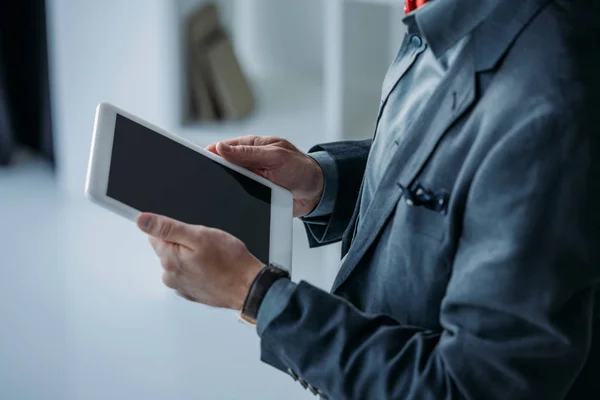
[239,264,290,326]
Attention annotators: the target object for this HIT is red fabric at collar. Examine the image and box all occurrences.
[405,0,430,14]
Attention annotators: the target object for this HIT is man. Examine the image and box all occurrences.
[137,0,600,398]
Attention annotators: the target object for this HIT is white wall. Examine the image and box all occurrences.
[235,0,324,79]
[48,0,177,196]
[0,163,67,400]
[43,0,396,398]
[48,0,327,196]
[45,1,313,399]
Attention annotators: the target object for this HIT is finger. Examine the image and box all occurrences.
[206,136,262,154]
[148,236,169,259]
[215,135,277,148]
[162,271,179,289]
[216,142,283,169]
[175,290,198,303]
[148,235,176,255]
[205,143,218,154]
[137,213,197,248]
[207,136,273,157]
[161,253,181,273]
[148,235,163,252]
[147,237,181,273]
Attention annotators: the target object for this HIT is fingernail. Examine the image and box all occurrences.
[221,143,233,152]
[138,215,154,232]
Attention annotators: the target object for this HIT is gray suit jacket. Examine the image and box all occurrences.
[258,0,600,398]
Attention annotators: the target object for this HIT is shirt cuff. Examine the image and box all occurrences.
[256,278,296,336]
[304,151,338,218]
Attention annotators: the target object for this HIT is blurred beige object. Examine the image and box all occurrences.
[188,42,216,121]
[205,37,255,120]
[187,3,219,121]
[187,3,255,121]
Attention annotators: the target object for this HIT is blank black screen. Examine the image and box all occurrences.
[107,115,271,263]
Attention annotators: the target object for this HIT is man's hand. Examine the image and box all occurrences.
[206,136,324,218]
[137,213,264,309]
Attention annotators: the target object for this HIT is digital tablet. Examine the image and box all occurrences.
[85,103,293,268]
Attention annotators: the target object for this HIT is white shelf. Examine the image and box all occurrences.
[175,74,324,152]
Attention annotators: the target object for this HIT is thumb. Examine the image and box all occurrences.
[137,213,196,247]
[216,142,281,169]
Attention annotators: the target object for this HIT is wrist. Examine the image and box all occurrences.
[233,260,264,310]
[239,264,290,326]
[302,150,337,218]
[306,156,325,214]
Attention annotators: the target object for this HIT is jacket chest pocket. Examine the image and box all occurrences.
[365,197,450,327]
[400,202,447,242]
[395,180,450,242]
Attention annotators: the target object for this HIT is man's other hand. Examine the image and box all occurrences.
[206,136,324,218]
[137,213,264,309]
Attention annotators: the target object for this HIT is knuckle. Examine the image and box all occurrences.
[260,136,276,144]
[244,135,259,144]
[194,225,208,234]
[157,242,171,258]
[158,221,173,240]
[273,146,287,159]
[192,227,208,245]
[240,145,254,156]
[265,136,280,145]
[176,291,196,302]
[235,135,254,146]
[161,258,178,272]
[162,272,178,289]
[148,235,160,249]
[283,140,297,151]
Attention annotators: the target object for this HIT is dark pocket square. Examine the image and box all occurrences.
[400,183,450,215]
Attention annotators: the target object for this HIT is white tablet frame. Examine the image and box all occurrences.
[85,102,293,270]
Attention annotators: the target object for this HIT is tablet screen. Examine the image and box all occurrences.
[107,114,271,263]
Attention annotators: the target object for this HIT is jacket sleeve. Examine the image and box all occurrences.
[257,114,599,399]
[301,139,372,248]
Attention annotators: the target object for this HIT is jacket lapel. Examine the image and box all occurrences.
[339,36,427,257]
[378,38,427,121]
[332,39,476,293]
[332,0,551,293]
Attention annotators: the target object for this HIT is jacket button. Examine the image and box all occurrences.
[307,384,319,396]
[411,34,422,48]
[287,368,299,382]
[299,379,309,390]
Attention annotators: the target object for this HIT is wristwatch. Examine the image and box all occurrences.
[238,263,290,326]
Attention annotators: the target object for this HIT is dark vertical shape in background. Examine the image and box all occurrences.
[0,0,53,166]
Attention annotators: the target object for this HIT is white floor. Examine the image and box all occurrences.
[0,158,328,400]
